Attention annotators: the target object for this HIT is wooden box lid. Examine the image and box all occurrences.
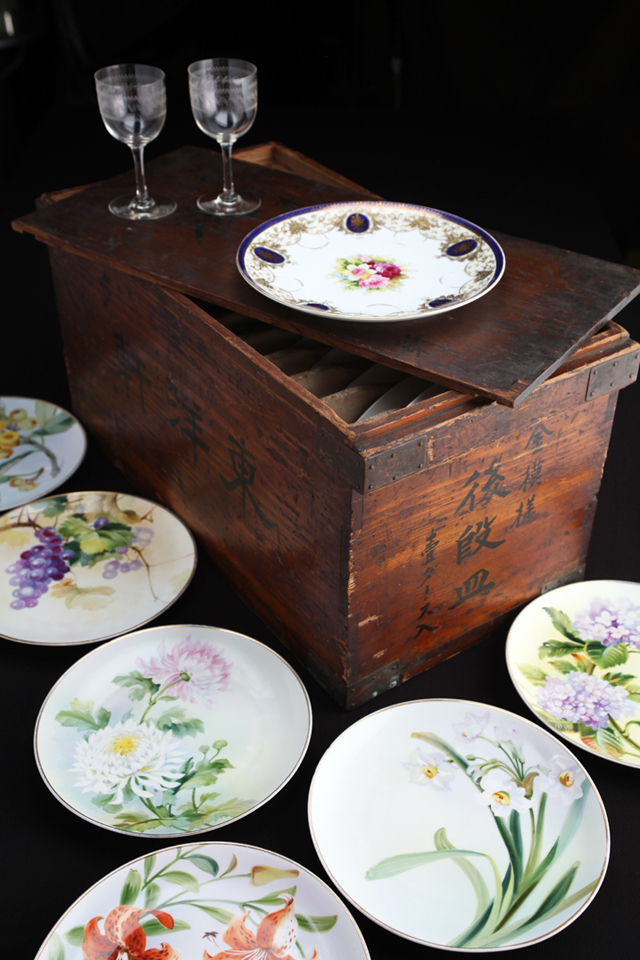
[13,144,640,407]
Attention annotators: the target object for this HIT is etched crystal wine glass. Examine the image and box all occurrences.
[188,57,260,216]
[95,63,177,220]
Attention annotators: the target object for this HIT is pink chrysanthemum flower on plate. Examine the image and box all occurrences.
[137,635,231,707]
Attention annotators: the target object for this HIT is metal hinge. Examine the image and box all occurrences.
[364,436,427,491]
[586,351,640,401]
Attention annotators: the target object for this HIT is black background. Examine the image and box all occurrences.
[2,2,640,958]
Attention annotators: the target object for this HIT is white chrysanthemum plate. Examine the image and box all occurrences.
[237,201,505,322]
[506,579,640,768]
[309,699,608,952]
[0,491,196,644]
[34,841,369,960]
[0,396,86,511]
[35,624,312,836]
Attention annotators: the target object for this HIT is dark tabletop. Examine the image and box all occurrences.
[3,10,640,956]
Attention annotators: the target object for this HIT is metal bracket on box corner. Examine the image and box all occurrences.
[363,436,428,491]
[586,351,640,401]
[318,428,428,493]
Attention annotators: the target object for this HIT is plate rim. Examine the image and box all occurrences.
[0,395,87,512]
[34,622,313,838]
[0,489,198,645]
[506,577,640,768]
[307,696,610,953]
[236,200,506,323]
[34,839,371,960]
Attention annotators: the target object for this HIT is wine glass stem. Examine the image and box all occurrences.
[220,141,238,205]
[130,144,154,210]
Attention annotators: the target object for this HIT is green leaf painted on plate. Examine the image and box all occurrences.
[191,904,235,924]
[39,496,68,516]
[120,868,142,905]
[155,707,205,739]
[140,918,191,937]
[55,698,110,733]
[112,670,158,701]
[517,663,547,685]
[144,882,161,909]
[549,659,578,674]
[366,848,488,881]
[63,926,85,947]
[47,933,65,960]
[296,913,338,933]
[184,854,219,877]
[31,412,75,436]
[542,607,582,642]
[538,639,582,659]
[161,870,200,892]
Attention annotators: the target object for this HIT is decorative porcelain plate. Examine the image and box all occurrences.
[35,624,312,836]
[507,579,640,767]
[237,201,505,322]
[0,396,86,510]
[308,699,608,952]
[0,491,196,644]
[34,841,369,960]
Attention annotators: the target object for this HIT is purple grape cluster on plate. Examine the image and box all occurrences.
[6,527,73,609]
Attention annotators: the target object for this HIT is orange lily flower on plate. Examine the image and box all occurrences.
[203,894,317,960]
[81,904,181,960]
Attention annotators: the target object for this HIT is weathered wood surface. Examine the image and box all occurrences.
[48,247,633,707]
[14,145,640,407]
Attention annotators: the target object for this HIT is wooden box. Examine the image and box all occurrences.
[13,144,640,708]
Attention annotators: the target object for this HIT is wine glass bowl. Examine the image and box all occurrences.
[95,64,177,220]
[188,57,260,216]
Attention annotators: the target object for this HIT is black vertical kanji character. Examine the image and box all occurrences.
[479,458,510,506]
[220,435,276,530]
[449,569,496,609]
[455,516,506,564]
[521,459,543,492]
[511,495,537,528]
[114,332,152,412]
[525,423,554,451]
[454,471,481,516]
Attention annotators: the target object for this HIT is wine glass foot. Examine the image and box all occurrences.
[108,194,177,220]
[197,192,261,217]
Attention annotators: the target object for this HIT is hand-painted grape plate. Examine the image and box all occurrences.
[0,491,196,644]
[34,841,369,960]
[35,624,312,837]
[309,699,608,951]
[0,396,86,511]
[237,201,505,322]
[507,579,640,767]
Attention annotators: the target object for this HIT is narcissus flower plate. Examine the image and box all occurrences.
[309,699,608,951]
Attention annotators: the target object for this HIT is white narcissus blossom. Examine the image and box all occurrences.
[538,755,585,805]
[72,718,185,804]
[477,770,531,818]
[402,748,456,790]
[452,710,490,743]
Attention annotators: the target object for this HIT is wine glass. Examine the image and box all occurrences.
[95,63,177,220]
[188,57,260,216]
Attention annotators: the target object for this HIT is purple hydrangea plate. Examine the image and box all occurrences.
[506,579,640,767]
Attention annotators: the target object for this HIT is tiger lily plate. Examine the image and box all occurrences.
[34,841,370,960]
[308,699,608,951]
[0,396,86,511]
[0,491,196,645]
[237,201,505,322]
[35,624,312,837]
